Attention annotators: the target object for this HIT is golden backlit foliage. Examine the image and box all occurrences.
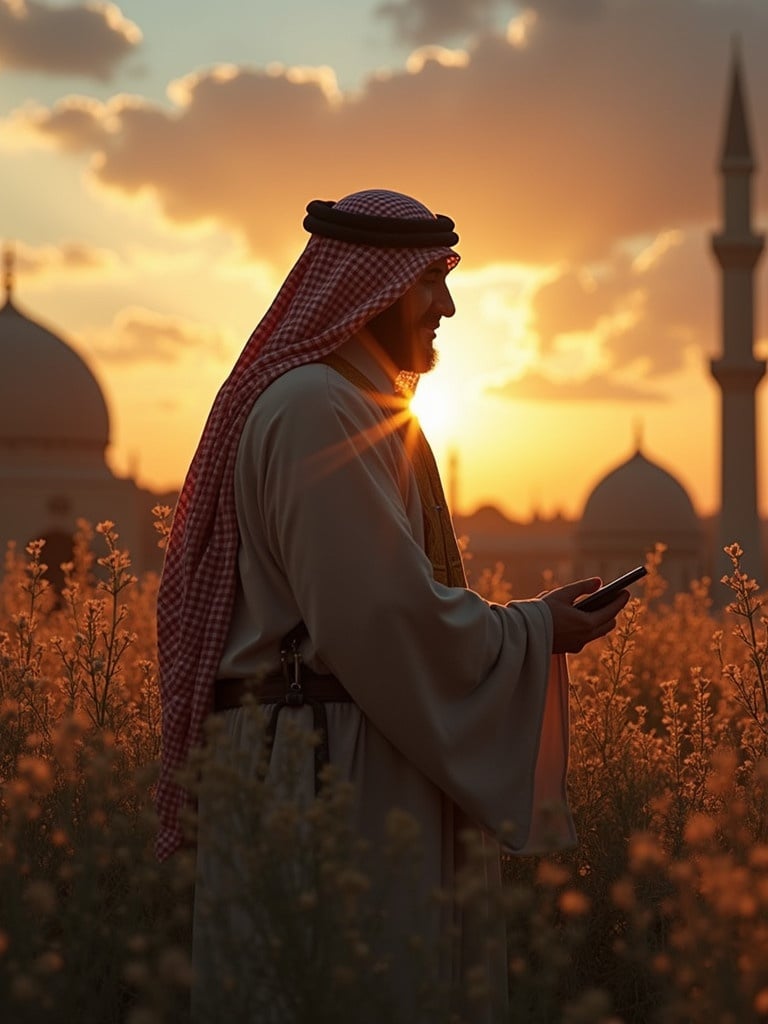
[2,524,768,1021]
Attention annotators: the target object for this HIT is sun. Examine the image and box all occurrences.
[409,375,455,442]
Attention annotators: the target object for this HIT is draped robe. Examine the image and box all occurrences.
[192,336,575,1022]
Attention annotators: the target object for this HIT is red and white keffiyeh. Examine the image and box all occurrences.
[155,189,460,860]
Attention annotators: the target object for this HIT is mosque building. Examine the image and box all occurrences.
[455,49,765,600]
[0,51,764,600]
[452,437,713,599]
[0,251,172,582]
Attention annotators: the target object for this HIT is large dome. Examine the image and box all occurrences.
[577,449,700,553]
[0,297,109,451]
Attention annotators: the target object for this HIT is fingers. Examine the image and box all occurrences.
[558,621,615,654]
[556,577,601,603]
[592,614,618,640]
[563,617,616,653]
[574,591,630,647]
[578,589,631,622]
[546,587,630,654]
[597,590,631,618]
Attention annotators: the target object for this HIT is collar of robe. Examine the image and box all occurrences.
[321,352,467,589]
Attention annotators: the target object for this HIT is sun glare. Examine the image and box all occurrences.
[410,377,454,442]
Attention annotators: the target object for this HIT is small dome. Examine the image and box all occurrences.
[577,449,700,552]
[0,298,109,451]
[458,504,513,534]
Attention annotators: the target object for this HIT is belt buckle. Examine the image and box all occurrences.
[281,638,304,707]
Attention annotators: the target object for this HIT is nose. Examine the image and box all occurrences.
[436,281,456,318]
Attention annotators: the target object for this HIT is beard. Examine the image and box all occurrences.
[366,303,438,375]
[421,346,439,373]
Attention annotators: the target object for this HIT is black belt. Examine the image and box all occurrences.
[214,672,352,710]
[213,623,353,794]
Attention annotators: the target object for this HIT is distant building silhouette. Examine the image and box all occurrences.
[575,446,703,592]
[456,48,766,600]
[453,440,706,597]
[710,46,765,584]
[0,249,172,579]
[1,51,764,600]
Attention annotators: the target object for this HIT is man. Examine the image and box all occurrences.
[156,189,628,1019]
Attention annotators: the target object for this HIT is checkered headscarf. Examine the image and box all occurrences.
[155,189,460,860]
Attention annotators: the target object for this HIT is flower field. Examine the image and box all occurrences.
[2,520,768,1022]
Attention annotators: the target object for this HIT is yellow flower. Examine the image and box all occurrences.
[34,951,64,974]
[123,961,150,986]
[24,880,57,916]
[684,812,717,846]
[385,807,421,844]
[158,946,194,988]
[334,868,371,895]
[536,860,570,888]
[628,832,666,872]
[610,878,635,911]
[11,975,38,1002]
[559,889,591,916]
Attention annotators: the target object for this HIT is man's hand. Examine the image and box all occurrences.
[541,578,630,654]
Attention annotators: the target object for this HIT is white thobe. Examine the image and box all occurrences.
[193,336,576,1022]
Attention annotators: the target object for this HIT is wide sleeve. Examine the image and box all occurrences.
[238,367,575,852]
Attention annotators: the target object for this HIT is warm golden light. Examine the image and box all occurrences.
[409,377,455,444]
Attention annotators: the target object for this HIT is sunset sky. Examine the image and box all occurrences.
[3,0,768,521]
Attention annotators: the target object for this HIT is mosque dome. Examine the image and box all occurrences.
[0,293,109,452]
[577,448,700,555]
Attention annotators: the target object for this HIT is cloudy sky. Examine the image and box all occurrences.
[2,0,768,521]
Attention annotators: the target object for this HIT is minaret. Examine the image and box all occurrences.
[710,48,765,584]
[2,243,14,306]
[447,446,459,515]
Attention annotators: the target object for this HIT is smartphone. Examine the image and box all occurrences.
[574,565,648,612]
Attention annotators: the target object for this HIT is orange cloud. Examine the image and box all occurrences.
[91,306,230,364]
[530,232,716,377]
[2,0,766,420]
[10,240,119,278]
[0,0,141,80]
[7,0,767,271]
[3,95,111,152]
[487,369,666,402]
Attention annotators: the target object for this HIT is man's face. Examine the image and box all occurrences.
[366,259,456,374]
